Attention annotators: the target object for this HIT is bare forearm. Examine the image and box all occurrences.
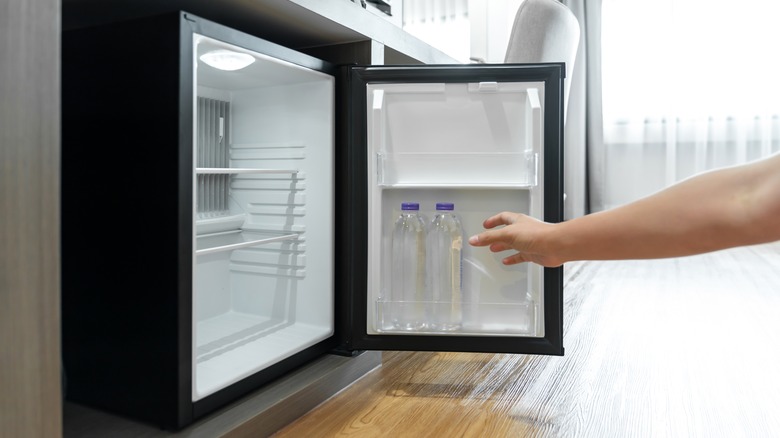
[550,154,780,263]
[469,153,780,267]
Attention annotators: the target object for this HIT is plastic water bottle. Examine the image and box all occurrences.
[390,202,427,330]
[428,202,463,331]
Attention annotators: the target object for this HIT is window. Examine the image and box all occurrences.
[599,0,780,208]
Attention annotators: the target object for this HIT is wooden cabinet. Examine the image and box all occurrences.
[1,0,62,436]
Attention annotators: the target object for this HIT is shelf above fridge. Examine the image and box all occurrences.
[196,230,299,256]
[376,151,538,188]
[196,168,299,175]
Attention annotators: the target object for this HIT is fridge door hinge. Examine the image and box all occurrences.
[329,347,364,358]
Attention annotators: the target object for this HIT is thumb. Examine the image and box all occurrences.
[468,231,496,247]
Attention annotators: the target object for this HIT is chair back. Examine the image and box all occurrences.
[504,0,580,116]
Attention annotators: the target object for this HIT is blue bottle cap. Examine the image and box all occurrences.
[401,202,420,211]
[435,202,454,211]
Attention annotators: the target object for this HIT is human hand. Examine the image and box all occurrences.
[468,212,564,267]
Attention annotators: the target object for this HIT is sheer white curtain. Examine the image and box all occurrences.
[595,0,780,211]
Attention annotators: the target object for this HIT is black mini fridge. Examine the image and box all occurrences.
[62,11,564,430]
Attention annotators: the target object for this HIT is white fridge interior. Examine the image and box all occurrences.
[366,81,546,337]
[192,35,335,400]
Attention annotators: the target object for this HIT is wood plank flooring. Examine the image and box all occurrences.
[273,243,780,437]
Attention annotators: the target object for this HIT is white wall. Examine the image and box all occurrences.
[469,0,523,63]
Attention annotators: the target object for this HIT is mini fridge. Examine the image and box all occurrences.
[62,11,564,430]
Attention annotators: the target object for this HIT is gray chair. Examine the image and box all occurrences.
[504,0,580,118]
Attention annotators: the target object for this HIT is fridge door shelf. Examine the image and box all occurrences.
[196,230,299,256]
[374,300,538,336]
[376,151,538,188]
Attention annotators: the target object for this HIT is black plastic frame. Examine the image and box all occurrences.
[342,64,566,355]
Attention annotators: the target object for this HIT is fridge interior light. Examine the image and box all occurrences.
[199,49,256,71]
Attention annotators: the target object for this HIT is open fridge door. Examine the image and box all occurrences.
[344,64,565,355]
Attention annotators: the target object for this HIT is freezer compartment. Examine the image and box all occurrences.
[368,82,543,187]
[367,188,544,337]
[192,34,335,401]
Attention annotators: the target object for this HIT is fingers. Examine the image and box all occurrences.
[468,233,486,246]
[482,211,520,229]
[501,252,530,265]
[489,242,512,253]
[468,213,519,247]
[469,212,532,264]
[468,229,504,247]
[468,211,558,267]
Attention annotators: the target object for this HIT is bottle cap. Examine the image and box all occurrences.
[401,202,420,211]
[435,202,454,211]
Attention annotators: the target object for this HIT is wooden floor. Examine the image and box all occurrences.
[274,243,780,437]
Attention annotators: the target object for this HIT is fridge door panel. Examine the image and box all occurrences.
[192,34,336,401]
[346,64,564,355]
